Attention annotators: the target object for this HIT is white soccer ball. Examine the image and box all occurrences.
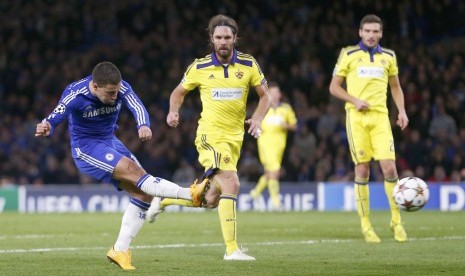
[393,177,430,212]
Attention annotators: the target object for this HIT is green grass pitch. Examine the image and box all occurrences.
[1,210,464,275]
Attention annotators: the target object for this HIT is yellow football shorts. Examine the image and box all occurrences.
[195,134,242,171]
[257,137,285,171]
[346,109,396,164]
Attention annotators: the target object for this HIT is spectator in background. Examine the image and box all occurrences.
[429,99,457,141]
[428,165,450,183]
[316,102,339,139]
[1,1,465,185]
[293,124,317,162]
[404,129,430,170]
[172,158,196,185]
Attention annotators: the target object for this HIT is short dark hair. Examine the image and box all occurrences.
[92,61,121,86]
[360,14,383,30]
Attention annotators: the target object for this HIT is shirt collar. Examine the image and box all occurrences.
[211,49,238,66]
[358,41,382,54]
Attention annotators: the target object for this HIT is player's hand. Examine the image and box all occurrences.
[354,99,369,111]
[138,125,152,141]
[245,118,261,139]
[396,112,409,131]
[166,111,180,128]
[35,121,51,137]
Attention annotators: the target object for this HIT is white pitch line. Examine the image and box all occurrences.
[1,236,464,254]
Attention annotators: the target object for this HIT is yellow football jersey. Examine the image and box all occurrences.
[333,42,398,114]
[257,103,297,171]
[259,103,297,144]
[181,50,266,141]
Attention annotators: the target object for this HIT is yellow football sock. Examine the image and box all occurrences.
[160,198,195,208]
[218,194,238,255]
[268,179,281,208]
[354,179,371,230]
[384,178,401,224]
[251,175,268,198]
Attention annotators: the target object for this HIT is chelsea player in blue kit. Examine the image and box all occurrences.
[35,61,209,270]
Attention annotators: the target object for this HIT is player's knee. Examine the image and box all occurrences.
[114,157,146,184]
[381,162,397,178]
[355,163,370,177]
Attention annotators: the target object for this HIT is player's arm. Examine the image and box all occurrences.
[167,83,189,128]
[285,107,298,132]
[246,83,271,138]
[389,75,409,130]
[35,120,52,137]
[329,75,368,111]
[122,83,152,141]
[35,86,73,137]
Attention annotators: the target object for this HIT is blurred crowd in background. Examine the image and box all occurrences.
[1,0,465,186]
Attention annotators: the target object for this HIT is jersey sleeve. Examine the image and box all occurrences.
[43,84,75,136]
[180,61,199,91]
[333,48,349,77]
[389,52,399,76]
[121,81,150,129]
[250,58,267,87]
[285,104,297,126]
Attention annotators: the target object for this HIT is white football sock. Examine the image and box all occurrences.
[137,174,191,200]
[114,198,149,251]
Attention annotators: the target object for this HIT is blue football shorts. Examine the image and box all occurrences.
[71,136,142,190]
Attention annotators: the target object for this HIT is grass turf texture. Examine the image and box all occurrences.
[1,211,464,275]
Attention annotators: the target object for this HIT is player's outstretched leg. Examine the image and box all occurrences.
[146,178,210,223]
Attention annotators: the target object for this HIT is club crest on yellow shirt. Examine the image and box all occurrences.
[235,70,244,79]
[224,157,231,163]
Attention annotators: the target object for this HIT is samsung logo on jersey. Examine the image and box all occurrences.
[212,88,243,100]
[357,67,384,78]
[82,103,121,118]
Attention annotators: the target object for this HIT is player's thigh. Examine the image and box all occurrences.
[195,134,242,171]
[258,139,285,171]
[73,142,125,184]
[260,149,284,172]
[346,110,373,164]
[72,138,143,189]
[371,113,396,161]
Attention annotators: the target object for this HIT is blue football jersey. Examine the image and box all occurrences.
[43,76,150,144]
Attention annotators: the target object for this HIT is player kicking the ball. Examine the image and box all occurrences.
[35,61,209,270]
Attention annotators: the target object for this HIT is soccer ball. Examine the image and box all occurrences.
[393,177,430,212]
